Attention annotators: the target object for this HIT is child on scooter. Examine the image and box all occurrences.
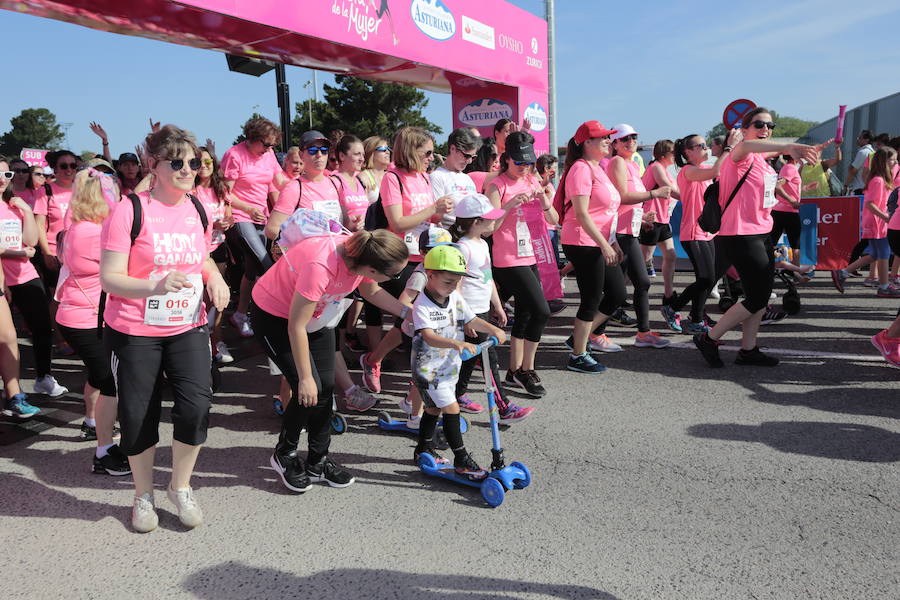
[411,244,506,480]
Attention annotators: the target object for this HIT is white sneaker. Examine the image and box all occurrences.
[343,385,376,411]
[167,485,203,528]
[709,287,720,300]
[589,334,623,353]
[398,392,413,415]
[405,415,421,430]
[214,341,234,364]
[33,375,68,397]
[769,291,778,300]
[230,311,254,338]
[132,493,158,533]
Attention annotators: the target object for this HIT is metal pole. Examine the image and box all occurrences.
[313,70,319,102]
[275,63,291,150]
[545,0,558,157]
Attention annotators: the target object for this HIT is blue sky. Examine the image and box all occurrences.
[1,0,899,158]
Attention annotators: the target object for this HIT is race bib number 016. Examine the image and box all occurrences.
[144,273,203,326]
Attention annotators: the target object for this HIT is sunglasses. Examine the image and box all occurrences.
[201,158,214,166]
[751,120,776,130]
[459,150,477,161]
[56,162,78,170]
[162,157,202,171]
[0,171,13,179]
[305,146,330,156]
[375,146,391,152]
[688,143,708,150]
[380,268,403,280]
[32,171,45,176]
[419,150,434,158]
[513,160,535,167]
[260,142,277,149]
[617,135,638,143]
[13,168,31,174]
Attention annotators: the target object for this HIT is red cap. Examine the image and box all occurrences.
[574,121,617,145]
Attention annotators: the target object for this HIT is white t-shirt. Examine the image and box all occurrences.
[411,289,476,391]
[430,167,477,226]
[850,144,874,190]
[456,236,493,314]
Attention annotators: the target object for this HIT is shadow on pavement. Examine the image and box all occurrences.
[182,563,618,600]
[686,421,900,462]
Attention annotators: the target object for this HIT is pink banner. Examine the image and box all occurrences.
[20,148,48,167]
[520,198,562,300]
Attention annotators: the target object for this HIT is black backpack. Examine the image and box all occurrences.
[699,165,753,234]
[364,172,401,231]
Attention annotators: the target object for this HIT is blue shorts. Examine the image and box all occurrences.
[866,237,892,260]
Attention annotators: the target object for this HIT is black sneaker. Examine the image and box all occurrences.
[760,308,787,325]
[513,369,546,398]
[703,312,717,328]
[270,451,312,493]
[92,445,131,476]
[306,457,355,488]
[504,369,520,388]
[344,333,368,353]
[80,422,97,441]
[454,453,488,481]
[693,332,724,368]
[547,298,566,315]
[609,308,637,327]
[735,347,779,366]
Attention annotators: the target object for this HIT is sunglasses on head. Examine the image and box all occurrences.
[751,120,776,130]
[305,146,330,156]
[513,160,535,167]
[56,162,77,170]
[162,157,202,171]
[375,146,391,152]
[0,171,13,179]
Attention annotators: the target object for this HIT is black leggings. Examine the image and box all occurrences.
[888,228,900,256]
[769,210,801,249]
[58,324,116,396]
[615,234,651,332]
[252,304,335,465]
[714,234,774,313]
[672,240,715,322]
[493,264,550,342]
[363,261,418,328]
[562,244,626,322]
[225,221,273,280]
[8,277,53,377]
[455,311,508,412]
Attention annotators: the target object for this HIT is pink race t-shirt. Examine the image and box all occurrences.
[717,151,777,237]
[608,158,646,237]
[773,163,801,213]
[380,169,434,261]
[273,176,341,221]
[56,220,102,329]
[331,173,370,222]
[220,142,281,224]
[192,186,227,250]
[467,171,490,194]
[33,182,74,256]
[676,168,713,242]
[11,188,36,210]
[101,191,212,337]
[251,234,372,322]
[0,200,40,286]
[861,176,889,239]
[561,160,620,247]
[640,164,673,225]
[489,172,541,268]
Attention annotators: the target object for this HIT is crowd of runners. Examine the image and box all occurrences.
[1,110,897,532]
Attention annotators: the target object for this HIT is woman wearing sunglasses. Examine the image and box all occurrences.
[27,165,47,202]
[485,131,557,397]
[251,228,409,493]
[221,117,294,339]
[359,136,392,205]
[693,107,820,368]
[8,158,37,209]
[465,137,500,194]
[34,150,78,290]
[100,125,230,532]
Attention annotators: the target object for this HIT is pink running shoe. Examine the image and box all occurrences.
[499,403,534,424]
[359,353,381,393]
[634,331,671,349]
[456,394,484,413]
[871,329,900,368]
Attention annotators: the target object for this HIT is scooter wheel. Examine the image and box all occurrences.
[782,291,801,315]
[510,461,532,489]
[481,477,505,507]
[377,411,392,425]
[330,413,347,435]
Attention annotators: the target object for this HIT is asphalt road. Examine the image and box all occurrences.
[2,273,898,600]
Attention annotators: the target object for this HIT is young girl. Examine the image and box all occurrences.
[451,194,533,422]
[639,140,681,315]
[411,244,506,479]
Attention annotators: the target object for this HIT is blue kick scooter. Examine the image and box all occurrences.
[417,337,531,507]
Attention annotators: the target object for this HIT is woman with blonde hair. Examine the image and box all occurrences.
[359,135,392,204]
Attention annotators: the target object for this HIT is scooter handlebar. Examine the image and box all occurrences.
[459,336,499,361]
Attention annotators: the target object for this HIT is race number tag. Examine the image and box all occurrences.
[630,206,644,236]
[516,217,534,258]
[144,273,203,326]
[0,219,22,250]
[404,223,429,256]
[762,173,777,209]
[608,213,618,244]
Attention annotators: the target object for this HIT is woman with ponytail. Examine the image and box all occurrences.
[250,228,410,493]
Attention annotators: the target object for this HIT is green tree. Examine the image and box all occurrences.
[0,108,65,156]
[706,110,819,141]
[290,75,443,146]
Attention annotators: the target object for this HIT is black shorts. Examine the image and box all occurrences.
[638,222,673,246]
[58,324,116,396]
[770,210,801,249]
[105,325,212,455]
[210,243,229,264]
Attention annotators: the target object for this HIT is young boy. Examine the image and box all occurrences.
[411,244,506,480]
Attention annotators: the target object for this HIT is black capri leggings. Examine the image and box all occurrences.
[615,234,651,332]
[769,210,801,250]
[671,240,716,323]
[714,234,775,314]
[363,260,418,328]
[8,277,53,378]
[58,324,116,396]
[252,304,336,465]
[225,221,273,280]
[888,228,900,256]
[562,244,627,322]
[105,325,212,456]
[493,264,550,343]
[455,311,508,413]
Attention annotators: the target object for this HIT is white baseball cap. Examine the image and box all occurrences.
[610,124,638,141]
[455,193,505,220]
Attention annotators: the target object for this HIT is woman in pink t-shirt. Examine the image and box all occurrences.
[34,150,77,290]
[485,131,557,397]
[606,124,671,349]
[665,130,740,334]
[100,125,230,533]
[557,121,626,372]
[694,107,820,368]
[55,169,130,476]
[769,155,803,267]
[638,140,682,309]
[8,158,37,209]
[250,229,409,493]
[465,137,500,193]
[359,136,391,205]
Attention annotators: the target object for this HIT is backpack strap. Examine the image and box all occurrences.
[721,165,753,215]
[186,193,210,232]
[127,193,142,244]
